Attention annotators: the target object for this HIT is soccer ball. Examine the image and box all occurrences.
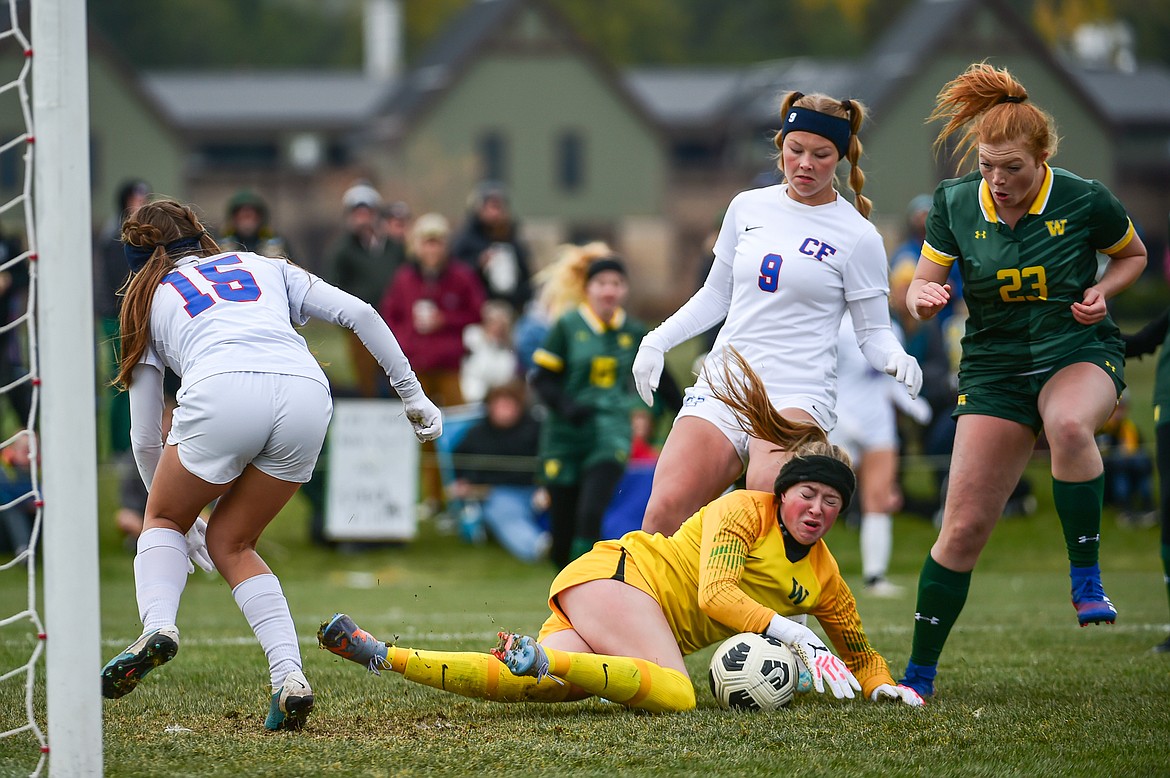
[708,632,798,711]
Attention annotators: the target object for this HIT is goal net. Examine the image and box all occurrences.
[1,1,102,775]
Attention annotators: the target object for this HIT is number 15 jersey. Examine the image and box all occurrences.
[699,184,890,423]
[143,251,328,393]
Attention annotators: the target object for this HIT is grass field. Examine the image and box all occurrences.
[1,324,1169,777]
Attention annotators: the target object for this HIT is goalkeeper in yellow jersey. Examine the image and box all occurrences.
[320,350,924,711]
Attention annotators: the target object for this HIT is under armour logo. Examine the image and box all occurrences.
[914,612,940,625]
[975,230,987,239]
[1077,534,1100,544]
[789,578,810,605]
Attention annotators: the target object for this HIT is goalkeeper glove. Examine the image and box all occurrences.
[766,614,861,699]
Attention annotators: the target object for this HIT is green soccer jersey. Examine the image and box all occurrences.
[532,304,647,483]
[922,165,1134,380]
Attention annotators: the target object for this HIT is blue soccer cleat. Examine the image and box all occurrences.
[264,670,314,732]
[101,626,180,700]
[317,613,389,674]
[898,660,937,699]
[491,632,561,684]
[1070,564,1117,627]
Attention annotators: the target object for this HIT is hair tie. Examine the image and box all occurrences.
[999,95,1026,104]
[781,106,852,159]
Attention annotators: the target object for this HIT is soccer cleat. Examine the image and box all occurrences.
[317,613,389,674]
[1152,635,1170,654]
[898,660,937,699]
[264,670,314,732]
[1070,565,1117,626]
[491,632,562,685]
[101,626,180,700]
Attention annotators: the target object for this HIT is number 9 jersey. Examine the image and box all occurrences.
[920,164,1134,381]
[697,184,891,430]
[143,251,329,393]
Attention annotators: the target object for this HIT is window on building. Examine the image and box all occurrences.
[478,131,507,183]
[557,130,584,193]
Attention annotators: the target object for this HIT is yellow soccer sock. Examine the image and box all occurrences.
[544,648,696,713]
[386,646,588,703]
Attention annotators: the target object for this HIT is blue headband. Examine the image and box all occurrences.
[124,235,205,272]
[781,106,852,159]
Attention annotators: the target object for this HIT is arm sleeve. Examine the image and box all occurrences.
[301,278,421,394]
[810,574,896,698]
[695,493,776,634]
[847,294,909,372]
[1123,310,1169,359]
[128,363,165,490]
[641,207,737,352]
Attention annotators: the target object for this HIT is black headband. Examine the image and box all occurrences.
[586,256,626,281]
[781,106,852,159]
[124,234,205,272]
[773,455,856,511]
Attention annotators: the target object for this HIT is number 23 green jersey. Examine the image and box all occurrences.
[921,164,1134,380]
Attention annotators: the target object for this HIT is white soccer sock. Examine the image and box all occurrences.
[232,573,301,690]
[134,527,190,632]
[860,512,893,582]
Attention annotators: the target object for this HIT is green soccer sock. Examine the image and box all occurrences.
[909,554,971,668]
[1052,475,1104,568]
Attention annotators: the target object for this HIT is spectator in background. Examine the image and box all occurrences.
[219,189,291,258]
[530,243,678,568]
[451,181,533,313]
[450,379,549,562]
[382,213,486,517]
[381,200,412,255]
[890,194,964,326]
[461,299,520,404]
[93,179,150,456]
[1095,392,1155,527]
[329,180,405,398]
[0,431,35,562]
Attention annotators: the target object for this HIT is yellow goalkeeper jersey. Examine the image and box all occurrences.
[619,489,893,693]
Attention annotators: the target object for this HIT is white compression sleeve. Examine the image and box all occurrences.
[300,280,421,394]
[642,280,731,352]
[127,363,165,490]
[847,294,909,372]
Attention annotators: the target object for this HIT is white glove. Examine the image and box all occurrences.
[884,352,923,400]
[631,343,665,407]
[185,517,216,574]
[870,683,926,707]
[399,388,443,442]
[766,615,861,699]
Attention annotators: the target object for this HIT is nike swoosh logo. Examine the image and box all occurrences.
[745,225,762,231]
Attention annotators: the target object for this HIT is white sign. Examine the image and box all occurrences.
[325,399,419,541]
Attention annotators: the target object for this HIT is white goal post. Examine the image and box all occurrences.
[31,0,103,776]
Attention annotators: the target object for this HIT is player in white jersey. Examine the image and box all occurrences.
[633,91,923,537]
[830,312,932,597]
[99,198,442,731]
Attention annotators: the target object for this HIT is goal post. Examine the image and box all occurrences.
[31,0,103,775]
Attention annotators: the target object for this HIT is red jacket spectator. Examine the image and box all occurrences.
[380,220,486,373]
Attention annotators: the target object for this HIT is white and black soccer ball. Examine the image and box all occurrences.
[708,632,798,711]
